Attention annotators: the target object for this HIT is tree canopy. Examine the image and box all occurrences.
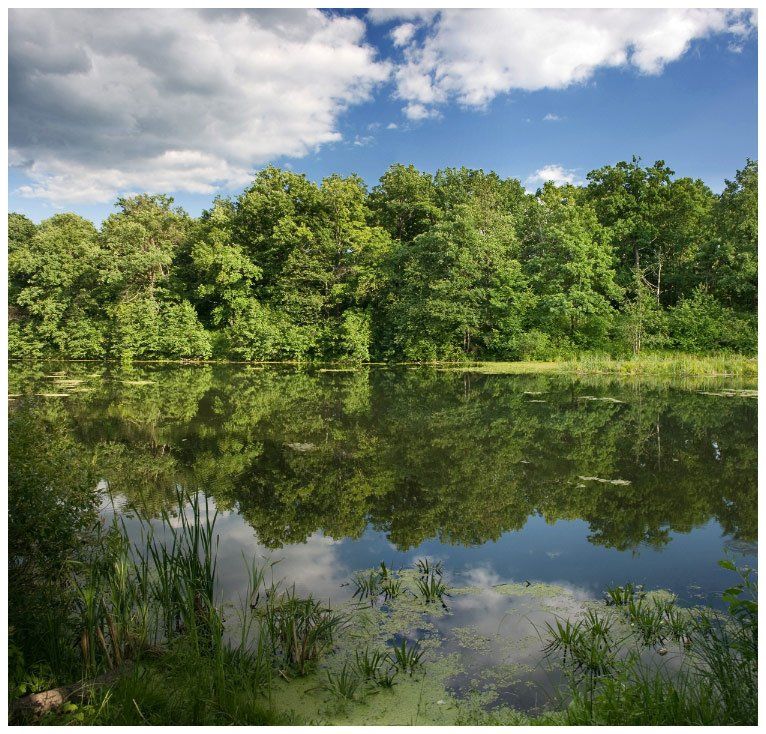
[8,158,757,362]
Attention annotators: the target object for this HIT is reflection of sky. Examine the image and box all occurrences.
[111,493,755,612]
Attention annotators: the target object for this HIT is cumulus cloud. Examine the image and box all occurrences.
[382,9,756,118]
[391,22,417,47]
[367,9,438,25]
[526,165,582,190]
[9,8,390,203]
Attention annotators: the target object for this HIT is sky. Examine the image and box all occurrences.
[8,8,758,223]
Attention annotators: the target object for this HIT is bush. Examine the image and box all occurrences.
[9,405,101,679]
[668,288,756,354]
[160,301,212,360]
[336,310,372,362]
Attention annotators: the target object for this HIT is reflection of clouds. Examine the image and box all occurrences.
[437,586,577,709]
[111,493,353,605]
[180,507,351,604]
[460,564,501,588]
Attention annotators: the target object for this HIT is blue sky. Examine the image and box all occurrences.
[8,8,758,223]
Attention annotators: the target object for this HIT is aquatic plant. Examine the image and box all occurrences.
[415,573,448,605]
[626,599,666,648]
[416,558,443,578]
[388,639,424,676]
[603,582,644,607]
[317,662,367,704]
[261,586,345,676]
[354,647,398,688]
[381,576,403,602]
[351,569,383,604]
[546,562,757,726]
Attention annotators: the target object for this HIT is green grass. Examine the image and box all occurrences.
[434,351,757,377]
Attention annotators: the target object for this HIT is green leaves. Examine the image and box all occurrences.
[7,156,757,362]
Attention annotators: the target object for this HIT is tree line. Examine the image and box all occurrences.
[8,157,757,362]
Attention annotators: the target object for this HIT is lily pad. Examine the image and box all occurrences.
[578,476,631,485]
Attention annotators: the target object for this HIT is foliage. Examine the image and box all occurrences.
[8,404,102,680]
[8,157,756,362]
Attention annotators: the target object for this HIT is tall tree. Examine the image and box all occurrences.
[586,157,714,307]
[523,183,622,346]
[703,159,757,311]
[101,195,210,359]
[9,214,106,358]
[368,164,441,243]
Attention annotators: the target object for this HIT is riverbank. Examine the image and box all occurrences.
[8,351,759,377]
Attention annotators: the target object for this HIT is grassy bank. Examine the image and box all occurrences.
[438,352,757,378]
[10,351,758,377]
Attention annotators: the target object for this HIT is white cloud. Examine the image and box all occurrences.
[367,9,438,25]
[9,9,391,203]
[543,113,563,122]
[391,22,417,47]
[387,9,756,118]
[526,164,582,190]
[386,122,399,130]
[353,135,375,147]
[403,103,439,121]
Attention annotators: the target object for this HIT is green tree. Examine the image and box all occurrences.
[382,205,529,360]
[703,160,757,311]
[585,157,714,307]
[9,213,106,358]
[102,195,209,359]
[523,183,622,348]
[368,164,441,243]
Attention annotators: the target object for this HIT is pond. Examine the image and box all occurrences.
[8,362,757,719]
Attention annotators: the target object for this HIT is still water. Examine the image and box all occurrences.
[9,362,757,714]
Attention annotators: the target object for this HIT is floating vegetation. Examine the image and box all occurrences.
[121,380,155,386]
[698,389,757,399]
[578,476,631,486]
[578,396,625,404]
[284,442,318,452]
[33,393,70,398]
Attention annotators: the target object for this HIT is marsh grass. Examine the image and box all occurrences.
[351,569,383,604]
[316,662,369,705]
[414,573,449,606]
[354,647,399,688]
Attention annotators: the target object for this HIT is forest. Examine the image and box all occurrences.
[8,157,757,363]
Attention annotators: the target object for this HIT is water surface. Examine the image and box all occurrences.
[9,362,757,713]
